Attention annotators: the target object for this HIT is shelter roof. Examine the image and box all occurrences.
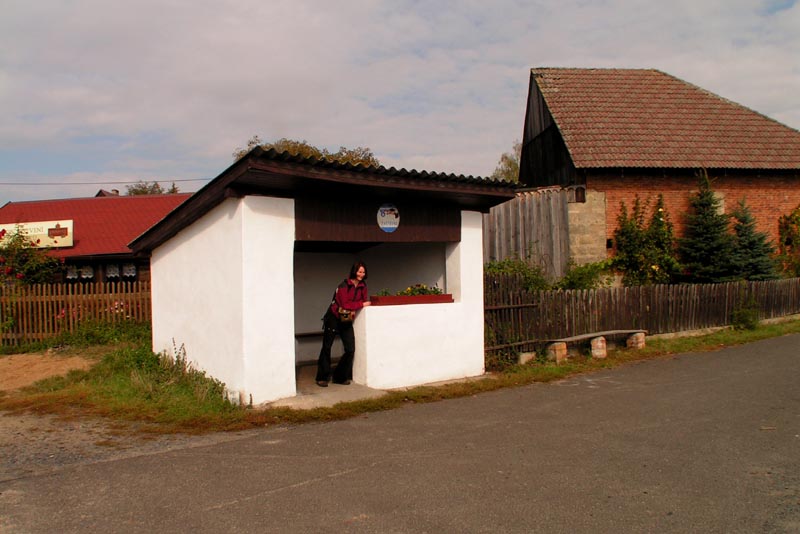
[131,147,517,253]
[0,194,191,259]
[528,67,800,169]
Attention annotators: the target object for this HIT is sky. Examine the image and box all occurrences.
[1,0,798,204]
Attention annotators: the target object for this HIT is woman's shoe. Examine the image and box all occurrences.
[316,380,328,387]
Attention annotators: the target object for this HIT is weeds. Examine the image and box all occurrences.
[731,295,760,330]
[0,319,150,355]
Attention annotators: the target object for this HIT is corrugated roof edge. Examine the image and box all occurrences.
[129,147,517,254]
[254,147,514,185]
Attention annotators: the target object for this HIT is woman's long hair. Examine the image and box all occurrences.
[349,260,368,281]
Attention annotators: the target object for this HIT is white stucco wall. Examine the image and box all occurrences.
[151,198,485,402]
[352,211,485,389]
[151,196,295,405]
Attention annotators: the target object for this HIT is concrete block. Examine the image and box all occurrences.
[547,342,568,364]
[591,336,607,359]
[519,352,536,365]
[627,332,646,349]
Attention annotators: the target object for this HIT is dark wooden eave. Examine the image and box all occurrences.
[130,147,516,254]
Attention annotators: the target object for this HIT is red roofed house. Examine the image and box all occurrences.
[518,68,800,266]
[0,192,190,282]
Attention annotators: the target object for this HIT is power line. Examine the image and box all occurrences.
[0,178,210,186]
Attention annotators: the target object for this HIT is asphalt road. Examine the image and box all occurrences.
[1,335,799,533]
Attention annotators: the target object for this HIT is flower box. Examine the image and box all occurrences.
[370,294,454,306]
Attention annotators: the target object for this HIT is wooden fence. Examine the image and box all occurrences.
[483,188,571,280]
[0,281,151,346]
[485,275,800,357]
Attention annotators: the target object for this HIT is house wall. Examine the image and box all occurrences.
[589,171,800,250]
[352,211,485,389]
[151,196,296,405]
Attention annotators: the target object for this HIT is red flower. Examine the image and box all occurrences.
[0,256,5,263]
[4,267,12,275]
[16,272,24,279]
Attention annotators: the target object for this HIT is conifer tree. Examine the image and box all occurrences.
[612,197,649,286]
[645,194,680,284]
[677,170,737,283]
[730,198,778,280]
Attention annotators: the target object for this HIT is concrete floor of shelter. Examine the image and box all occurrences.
[267,362,388,409]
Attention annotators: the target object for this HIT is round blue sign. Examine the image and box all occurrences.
[377,204,400,233]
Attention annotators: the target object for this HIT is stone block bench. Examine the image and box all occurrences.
[544,329,647,364]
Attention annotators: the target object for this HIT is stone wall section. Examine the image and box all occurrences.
[567,189,608,265]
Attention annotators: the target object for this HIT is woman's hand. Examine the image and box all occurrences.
[362,301,371,307]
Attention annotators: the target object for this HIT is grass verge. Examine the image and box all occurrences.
[2,318,800,434]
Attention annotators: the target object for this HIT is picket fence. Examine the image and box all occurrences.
[0,281,151,346]
[484,275,800,357]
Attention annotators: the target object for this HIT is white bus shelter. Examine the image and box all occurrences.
[131,148,515,404]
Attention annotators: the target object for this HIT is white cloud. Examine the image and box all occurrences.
[1,0,798,202]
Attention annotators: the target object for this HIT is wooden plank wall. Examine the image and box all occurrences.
[484,275,800,356]
[0,281,151,346]
[483,189,570,280]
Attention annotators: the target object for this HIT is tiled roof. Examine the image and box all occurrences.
[531,68,800,169]
[0,194,191,259]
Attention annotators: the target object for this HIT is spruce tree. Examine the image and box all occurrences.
[730,198,778,280]
[678,171,737,283]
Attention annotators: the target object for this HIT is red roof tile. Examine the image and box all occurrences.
[531,68,800,169]
[0,194,191,259]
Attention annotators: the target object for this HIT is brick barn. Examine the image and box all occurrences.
[518,67,800,265]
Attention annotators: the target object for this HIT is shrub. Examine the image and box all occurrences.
[554,259,613,290]
[0,229,61,285]
[612,194,679,286]
[778,204,800,276]
[484,258,549,291]
[731,294,760,330]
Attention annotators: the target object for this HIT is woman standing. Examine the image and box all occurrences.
[316,261,371,387]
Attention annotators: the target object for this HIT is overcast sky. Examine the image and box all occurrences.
[1,0,798,203]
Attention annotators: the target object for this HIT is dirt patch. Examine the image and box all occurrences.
[0,351,241,481]
[0,352,94,391]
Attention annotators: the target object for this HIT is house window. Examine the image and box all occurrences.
[80,266,94,279]
[106,264,120,279]
[566,186,586,203]
[122,263,137,278]
[66,266,79,280]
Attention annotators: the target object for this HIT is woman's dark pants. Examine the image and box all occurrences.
[316,313,355,383]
